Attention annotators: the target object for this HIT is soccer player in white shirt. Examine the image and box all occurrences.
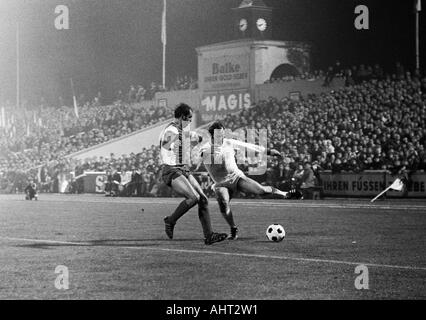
[159,104,227,245]
[199,121,288,240]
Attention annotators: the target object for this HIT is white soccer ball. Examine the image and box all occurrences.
[266,224,285,242]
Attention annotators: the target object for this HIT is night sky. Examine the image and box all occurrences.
[0,0,423,106]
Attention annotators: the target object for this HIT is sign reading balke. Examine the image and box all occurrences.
[212,62,241,74]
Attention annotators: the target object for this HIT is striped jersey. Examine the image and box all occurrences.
[159,121,196,166]
[159,122,182,166]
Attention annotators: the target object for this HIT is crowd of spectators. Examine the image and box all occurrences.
[223,69,426,191]
[0,145,168,196]
[1,64,425,197]
[0,74,197,194]
[120,76,198,103]
[265,61,345,84]
[265,61,418,89]
[169,75,198,91]
[68,146,172,197]
[265,70,329,84]
[0,101,173,187]
[120,82,165,103]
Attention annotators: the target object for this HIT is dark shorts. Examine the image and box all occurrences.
[161,165,191,187]
[213,172,246,196]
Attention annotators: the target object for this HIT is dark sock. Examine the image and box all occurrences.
[221,210,236,229]
[198,201,213,238]
[168,199,196,224]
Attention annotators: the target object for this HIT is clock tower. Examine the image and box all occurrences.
[196,0,311,123]
[233,0,273,39]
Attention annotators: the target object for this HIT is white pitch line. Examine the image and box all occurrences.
[231,201,426,211]
[1,236,426,272]
[3,196,426,211]
[0,237,91,246]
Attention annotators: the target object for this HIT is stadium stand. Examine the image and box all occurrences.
[1,65,425,196]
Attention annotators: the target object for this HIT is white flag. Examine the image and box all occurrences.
[417,0,422,11]
[73,95,79,118]
[161,0,167,45]
[37,166,42,183]
[389,178,404,191]
[70,78,79,118]
[0,107,5,128]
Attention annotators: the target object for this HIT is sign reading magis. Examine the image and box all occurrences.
[200,91,251,122]
[201,54,250,92]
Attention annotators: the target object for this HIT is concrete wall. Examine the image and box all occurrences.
[66,119,173,161]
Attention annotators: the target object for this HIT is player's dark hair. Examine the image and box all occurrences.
[174,103,192,119]
[208,121,225,138]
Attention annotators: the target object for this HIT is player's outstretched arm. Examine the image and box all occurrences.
[225,139,283,157]
[225,138,265,153]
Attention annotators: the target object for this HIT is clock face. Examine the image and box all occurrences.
[239,19,248,32]
[256,18,267,31]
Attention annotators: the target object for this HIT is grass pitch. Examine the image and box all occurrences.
[0,194,425,299]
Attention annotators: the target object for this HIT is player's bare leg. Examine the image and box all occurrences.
[237,176,288,198]
[164,175,200,239]
[188,175,228,245]
[215,187,238,240]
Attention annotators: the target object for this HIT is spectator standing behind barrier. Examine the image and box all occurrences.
[129,168,142,197]
[141,171,151,196]
[111,168,121,196]
[292,164,304,187]
[119,168,131,196]
[311,161,323,185]
[104,169,112,196]
[323,61,341,87]
[300,162,318,199]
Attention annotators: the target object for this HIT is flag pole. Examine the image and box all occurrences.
[162,0,167,90]
[415,0,420,71]
[70,78,79,118]
[370,186,391,203]
[70,78,75,97]
[16,22,20,109]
